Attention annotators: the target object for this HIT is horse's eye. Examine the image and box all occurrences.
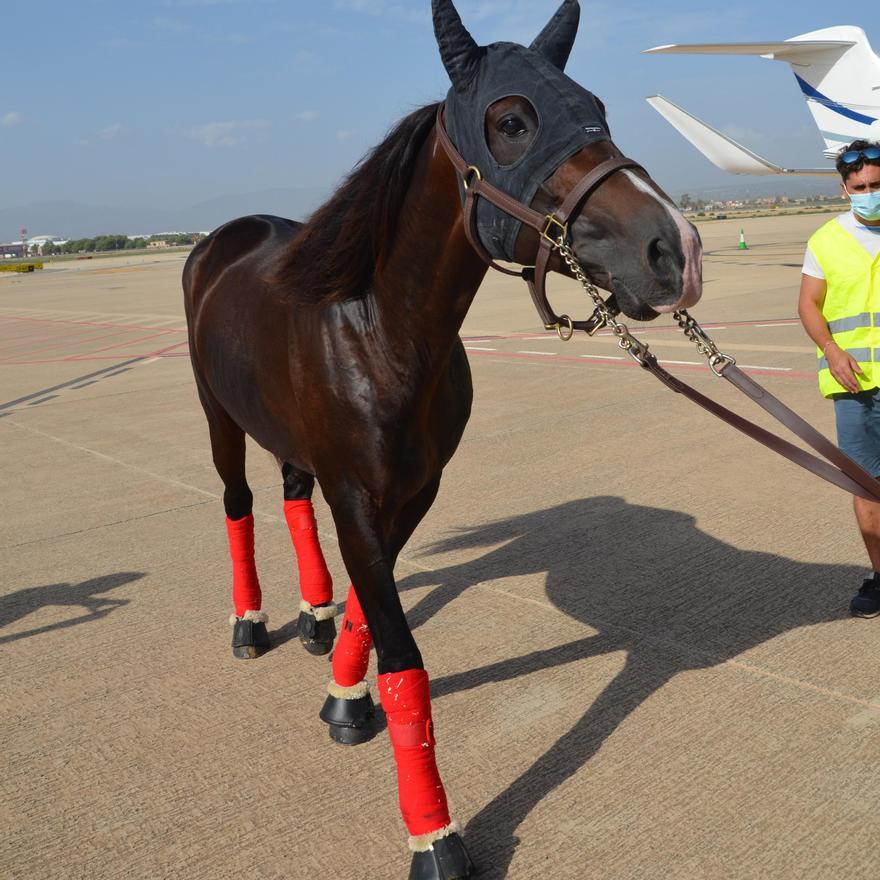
[498,115,527,138]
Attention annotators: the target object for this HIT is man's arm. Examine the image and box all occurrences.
[797,273,863,393]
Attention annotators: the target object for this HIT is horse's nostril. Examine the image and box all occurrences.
[647,237,664,263]
[646,236,673,276]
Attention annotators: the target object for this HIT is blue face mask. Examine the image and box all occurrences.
[845,188,880,222]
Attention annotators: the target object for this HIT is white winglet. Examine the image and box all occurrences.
[645,95,837,176]
[643,41,855,58]
[644,27,880,158]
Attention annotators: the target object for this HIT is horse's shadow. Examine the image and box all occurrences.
[396,496,857,878]
[0,571,143,646]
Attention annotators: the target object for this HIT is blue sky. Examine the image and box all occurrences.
[0,0,872,222]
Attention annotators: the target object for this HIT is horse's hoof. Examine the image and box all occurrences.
[409,833,475,880]
[319,691,376,745]
[231,617,270,660]
[297,607,336,655]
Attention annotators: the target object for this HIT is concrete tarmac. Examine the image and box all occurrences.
[2,214,879,880]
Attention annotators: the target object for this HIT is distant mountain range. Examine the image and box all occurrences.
[1,177,841,242]
[0,187,330,241]
[673,176,840,202]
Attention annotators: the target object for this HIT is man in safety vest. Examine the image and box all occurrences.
[798,139,880,617]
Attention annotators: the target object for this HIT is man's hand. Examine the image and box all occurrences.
[824,341,865,394]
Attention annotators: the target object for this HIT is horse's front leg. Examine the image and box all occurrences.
[324,490,474,880]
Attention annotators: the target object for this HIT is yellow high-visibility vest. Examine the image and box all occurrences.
[809,218,880,397]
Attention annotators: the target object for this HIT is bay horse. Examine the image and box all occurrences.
[183,1,702,877]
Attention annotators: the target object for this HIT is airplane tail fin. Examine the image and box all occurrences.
[645,95,836,175]
[645,26,880,156]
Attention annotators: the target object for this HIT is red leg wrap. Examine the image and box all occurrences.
[226,515,261,617]
[378,669,451,837]
[331,585,373,687]
[283,500,333,607]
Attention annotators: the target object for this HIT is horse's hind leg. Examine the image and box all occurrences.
[197,386,269,659]
[281,462,337,655]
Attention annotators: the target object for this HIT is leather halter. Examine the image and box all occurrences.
[434,103,642,336]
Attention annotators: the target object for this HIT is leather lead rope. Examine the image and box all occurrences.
[641,354,880,502]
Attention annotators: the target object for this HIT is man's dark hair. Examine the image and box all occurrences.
[836,139,880,179]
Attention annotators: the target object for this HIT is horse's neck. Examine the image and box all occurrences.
[372,129,488,361]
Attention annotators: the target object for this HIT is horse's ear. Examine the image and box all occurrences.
[530,0,580,70]
[432,0,481,91]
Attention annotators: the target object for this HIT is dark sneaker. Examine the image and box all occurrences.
[850,578,880,618]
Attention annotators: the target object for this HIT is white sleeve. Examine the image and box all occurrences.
[802,245,825,280]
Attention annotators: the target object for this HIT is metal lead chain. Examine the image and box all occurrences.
[554,238,735,377]
[673,310,736,377]
[555,239,651,365]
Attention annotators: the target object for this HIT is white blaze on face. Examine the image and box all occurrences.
[622,169,702,309]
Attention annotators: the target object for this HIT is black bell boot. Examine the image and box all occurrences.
[230,610,271,659]
[319,681,376,745]
[297,601,338,655]
[409,829,475,880]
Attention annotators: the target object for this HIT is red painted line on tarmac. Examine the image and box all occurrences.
[0,325,70,346]
[461,316,803,344]
[0,349,188,365]
[0,329,74,356]
[0,356,144,365]
[146,340,190,357]
[1,342,809,377]
[65,330,181,359]
[0,310,189,363]
[0,326,146,360]
[0,314,186,333]
[463,346,816,381]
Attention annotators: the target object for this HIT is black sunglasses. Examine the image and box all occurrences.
[840,146,880,164]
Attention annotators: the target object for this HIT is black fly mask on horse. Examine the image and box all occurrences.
[435,0,610,261]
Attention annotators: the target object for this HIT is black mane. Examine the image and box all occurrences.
[278,102,441,302]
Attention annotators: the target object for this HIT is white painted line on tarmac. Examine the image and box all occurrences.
[659,359,702,366]
[754,322,801,328]
[464,346,497,352]
[4,419,221,500]
[738,364,792,372]
[580,353,624,360]
[143,356,162,364]
[518,350,557,356]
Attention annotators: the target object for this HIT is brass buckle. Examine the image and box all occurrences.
[462,165,482,192]
[585,308,609,336]
[545,314,574,342]
[541,214,568,245]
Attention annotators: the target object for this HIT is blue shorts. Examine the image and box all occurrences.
[834,388,880,476]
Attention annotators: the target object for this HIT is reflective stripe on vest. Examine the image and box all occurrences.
[809,218,880,398]
[827,313,871,334]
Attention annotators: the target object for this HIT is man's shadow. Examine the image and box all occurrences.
[0,571,144,646]
[396,496,858,878]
